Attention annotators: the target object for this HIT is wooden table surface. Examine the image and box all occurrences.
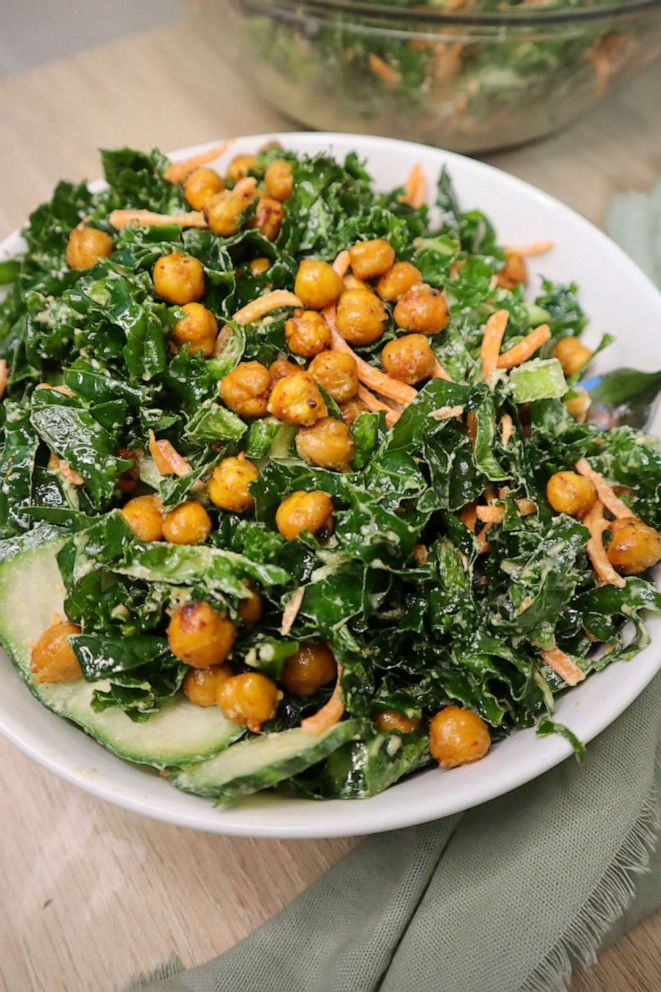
[1,18,660,992]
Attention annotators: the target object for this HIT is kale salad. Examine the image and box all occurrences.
[0,140,660,802]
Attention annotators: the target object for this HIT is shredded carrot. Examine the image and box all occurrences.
[331,250,351,279]
[584,500,626,588]
[565,388,591,424]
[496,324,551,370]
[430,357,451,381]
[357,385,401,428]
[0,359,7,399]
[324,309,417,406]
[540,646,585,686]
[429,404,464,421]
[575,458,631,520]
[368,53,401,86]
[508,241,555,257]
[480,310,509,380]
[460,503,477,532]
[301,666,345,737]
[280,587,305,636]
[500,413,513,447]
[47,452,83,486]
[476,524,491,554]
[109,209,207,230]
[233,290,303,326]
[476,499,536,523]
[400,163,426,209]
[148,430,191,478]
[35,383,75,397]
[466,410,477,446]
[164,140,234,185]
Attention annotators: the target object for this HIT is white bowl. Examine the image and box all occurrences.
[1,132,660,839]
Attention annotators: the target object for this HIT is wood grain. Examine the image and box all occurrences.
[0,18,659,991]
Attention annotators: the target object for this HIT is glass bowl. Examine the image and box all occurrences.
[201,0,661,153]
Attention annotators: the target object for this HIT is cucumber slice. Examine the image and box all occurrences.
[171,719,363,799]
[0,535,242,768]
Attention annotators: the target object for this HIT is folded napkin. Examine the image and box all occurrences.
[138,189,661,992]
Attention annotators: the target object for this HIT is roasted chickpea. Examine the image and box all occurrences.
[122,494,163,542]
[281,643,337,697]
[564,387,591,423]
[204,181,256,236]
[172,302,218,357]
[394,284,449,335]
[226,153,257,182]
[217,672,280,732]
[267,371,328,426]
[31,621,82,685]
[554,337,592,378]
[295,417,355,471]
[249,257,271,276]
[251,196,284,241]
[381,333,436,385]
[269,358,300,382]
[376,261,422,302]
[162,501,212,545]
[496,249,527,290]
[117,448,140,495]
[340,397,368,426]
[606,517,661,575]
[284,309,331,358]
[65,225,113,270]
[373,710,421,734]
[153,251,205,305]
[276,490,334,541]
[546,471,596,519]
[308,351,358,404]
[349,239,396,280]
[335,289,388,346]
[183,167,225,210]
[168,602,236,669]
[294,260,342,310]
[220,361,272,418]
[208,453,259,513]
[237,584,263,626]
[429,705,491,769]
[264,159,293,202]
[183,665,232,707]
[343,274,372,293]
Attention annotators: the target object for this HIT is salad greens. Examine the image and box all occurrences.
[0,140,660,805]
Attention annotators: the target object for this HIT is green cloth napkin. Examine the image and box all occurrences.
[138,190,661,992]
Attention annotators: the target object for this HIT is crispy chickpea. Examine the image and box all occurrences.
[340,397,368,426]
[172,302,218,357]
[237,584,263,626]
[264,159,294,202]
[295,417,355,470]
[122,494,163,542]
[269,357,300,382]
[217,672,279,732]
[294,259,342,310]
[31,621,82,685]
[606,517,661,575]
[183,665,232,707]
[249,257,271,276]
[554,337,592,377]
[281,643,337,697]
[284,309,331,358]
[267,371,328,426]
[349,239,396,280]
[227,153,257,182]
[381,333,436,385]
[373,710,421,734]
[204,182,256,236]
[343,274,373,293]
[376,261,422,302]
[153,251,205,305]
[65,225,113,270]
[308,350,358,404]
[251,196,284,241]
[208,453,259,513]
[168,602,236,669]
[335,289,388,346]
[162,501,212,545]
[117,448,140,495]
[220,360,272,419]
[183,167,225,210]
[276,490,334,541]
[429,705,491,769]
[546,471,596,519]
[394,284,449,335]
[496,249,527,290]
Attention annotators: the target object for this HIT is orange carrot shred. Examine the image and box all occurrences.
[583,500,626,588]
[357,385,401,427]
[480,310,509,379]
[164,140,234,185]
[540,647,585,686]
[500,413,513,447]
[148,430,191,478]
[0,359,7,399]
[496,324,551,370]
[368,53,401,86]
[233,290,303,326]
[430,357,451,381]
[508,240,555,257]
[301,666,345,736]
[400,163,427,209]
[280,587,305,636]
[575,458,631,520]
